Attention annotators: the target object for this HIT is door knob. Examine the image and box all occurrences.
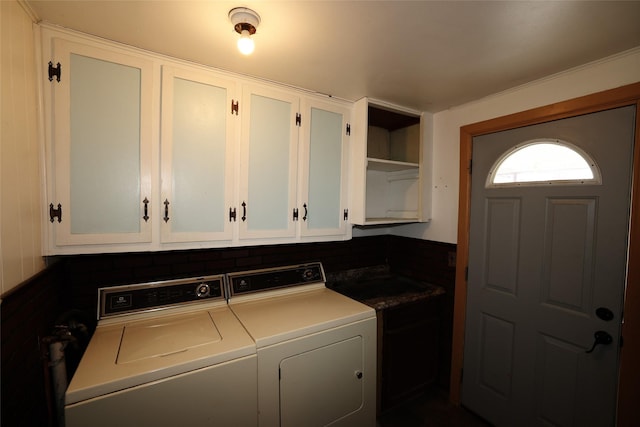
[585,330,613,353]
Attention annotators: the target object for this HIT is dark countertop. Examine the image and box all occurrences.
[327,266,446,311]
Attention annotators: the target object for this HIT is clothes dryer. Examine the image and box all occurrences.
[227,263,376,427]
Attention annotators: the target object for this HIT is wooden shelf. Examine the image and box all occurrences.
[367,158,419,172]
[362,217,420,226]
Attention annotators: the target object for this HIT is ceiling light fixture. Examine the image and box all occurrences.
[229,7,260,56]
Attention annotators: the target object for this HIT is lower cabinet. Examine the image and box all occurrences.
[379,298,442,412]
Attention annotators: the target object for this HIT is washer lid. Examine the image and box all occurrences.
[118,311,221,364]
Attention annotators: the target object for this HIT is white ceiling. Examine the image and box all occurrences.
[25,0,640,113]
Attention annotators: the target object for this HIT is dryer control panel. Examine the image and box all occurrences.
[99,275,225,319]
[228,262,325,297]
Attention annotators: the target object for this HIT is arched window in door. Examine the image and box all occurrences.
[486,139,601,188]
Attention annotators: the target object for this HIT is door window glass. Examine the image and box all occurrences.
[487,139,601,187]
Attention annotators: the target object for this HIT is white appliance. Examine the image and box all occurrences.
[65,275,257,427]
[227,262,377,427]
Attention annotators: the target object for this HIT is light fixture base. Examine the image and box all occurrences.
[229,7,260,35]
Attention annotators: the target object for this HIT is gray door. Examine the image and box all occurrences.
[462,106,636,426]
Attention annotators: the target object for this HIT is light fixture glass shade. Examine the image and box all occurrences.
[237,29,255,55]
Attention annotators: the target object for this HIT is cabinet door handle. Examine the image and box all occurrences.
[163,199,170,223]
[303,203,308,221]
[143,198,149,222]
[242,201,247,221]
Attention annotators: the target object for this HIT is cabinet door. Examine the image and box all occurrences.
[49,38,153,246]
[239,86,299,239]
[299,99,350,238]
[160,66,237,243]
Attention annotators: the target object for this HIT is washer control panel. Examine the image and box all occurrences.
[228,262,325,297]
[99,275,225,319]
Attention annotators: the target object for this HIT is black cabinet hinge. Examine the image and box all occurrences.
[296,113,301,127]
[343,209,349,221]
[231,100,239,115]
[346,123,351,136]
[49,203,62,223]
[293,208,299,221]
[229,207,237,222]
[48,61,61,82]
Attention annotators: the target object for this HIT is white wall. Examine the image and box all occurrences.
[1,0,45,295]
[391,47,640,244]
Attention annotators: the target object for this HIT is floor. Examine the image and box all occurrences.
[377,388,492,427]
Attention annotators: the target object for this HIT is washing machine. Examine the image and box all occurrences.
[64,274,257,427]
[227,262,377,427]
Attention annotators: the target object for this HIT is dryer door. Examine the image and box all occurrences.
[279,336,364,427]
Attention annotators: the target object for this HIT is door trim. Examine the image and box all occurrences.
[451,82,640,427]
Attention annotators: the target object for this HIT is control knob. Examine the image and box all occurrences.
[302,269,316,281]
[196,283,210,298]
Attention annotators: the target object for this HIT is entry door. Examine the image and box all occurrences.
[462,106,636,426]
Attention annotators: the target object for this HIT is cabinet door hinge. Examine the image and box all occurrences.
[469,159,473,175]
[49,203,62,223]
[346,123,351,136]
[296,113,301,127]
[293,208,299,221]
[231,100,239,115]
[343,209,349,221]
[229,207,237,222]
[48,61,61,82]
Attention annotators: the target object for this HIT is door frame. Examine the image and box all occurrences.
[450,82,640,426]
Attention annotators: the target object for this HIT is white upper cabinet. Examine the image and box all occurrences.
[43,35,154,249]
[160,66,238,243]
[350,98,426,225]
[40,26,352,254]
[239,85,300,240]
[299,99,351,238]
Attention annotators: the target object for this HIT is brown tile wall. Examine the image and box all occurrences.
[1,260,66,427]
[1,235,456,427]
[387,236,457,389]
